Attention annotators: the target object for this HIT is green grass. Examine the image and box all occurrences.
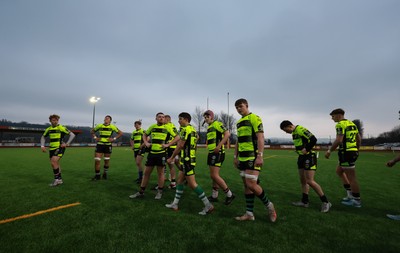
[0,147,399,253]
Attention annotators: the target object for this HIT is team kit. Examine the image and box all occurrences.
[41,98,368,222]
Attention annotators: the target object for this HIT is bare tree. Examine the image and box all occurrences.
[192,106,205,133]
[219,111,237,133]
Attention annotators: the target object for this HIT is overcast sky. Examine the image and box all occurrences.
[1,0,399,139]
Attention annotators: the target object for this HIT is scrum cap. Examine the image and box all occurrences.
[203,110,214,119]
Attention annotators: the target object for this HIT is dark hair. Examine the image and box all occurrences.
[179,112,191,122]
[280,120,293,130]
[49,114,60,121]
[330,108,345,116]
[134,120,142,125]
[156,112,164,117]
[234,98,248,107]
[105,115,112,121]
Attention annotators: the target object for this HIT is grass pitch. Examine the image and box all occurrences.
[0,147,399,253]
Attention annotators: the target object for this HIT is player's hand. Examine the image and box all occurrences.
[386,160,395,167]
[41,146,46,152]
[233,157,238,168]
[325,152,330,159]
[255,156,263,167]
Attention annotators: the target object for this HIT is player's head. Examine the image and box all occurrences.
[203,110,214,125]
[329,108,345,122]
[134,120,142,129]
[203,110,214,119]
[49,114,60,121]
[104,115,112,124]
[49,114,60,126]
[235,98,249,116]
[164,114,171,123]
[280,120,294,133]
[330,108,345,116]
[178,112,191,125]
[235,98,248,107]
[155,112,165,125]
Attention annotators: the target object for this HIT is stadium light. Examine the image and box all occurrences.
[90,97,101,129]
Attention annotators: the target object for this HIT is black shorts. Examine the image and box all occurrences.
[238,159,261,171]
[145,152,167,167]
[95,144,112,154]
[297,152,317,170]
[338,151,359,168]
[166,147,175,157]
[179,163,196,176]
[134,147,146,158]
[207,152,225,167]
[49,148,65,158]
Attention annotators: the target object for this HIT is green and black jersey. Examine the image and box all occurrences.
[42,124,71,150]
[206,121,227,153]
[130,128,145,151]
[93,123,120,145]
[179,124,197,166]
[292,125,317,155]
[165,122,179,149]
[236,113,263,162]
[145,123,177,154]
[335,119,359,152]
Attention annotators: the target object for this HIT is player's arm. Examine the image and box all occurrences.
[64,131,75,147]
[255,131,264,167]
[40,135,46,152]
[143,132,151,147]
[325,134,343,159]
[167,138,183,164]
[304,135,317,153]
[215,130,230,153]
[356,133,361,150]
[90,128,98,141]
[112,129,123,142]
[233,139,239,167]
[386,154,400,167]
[164,134,180,148]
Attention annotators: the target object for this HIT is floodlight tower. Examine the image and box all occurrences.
[227,92,230,149]
[90,97,101,129]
